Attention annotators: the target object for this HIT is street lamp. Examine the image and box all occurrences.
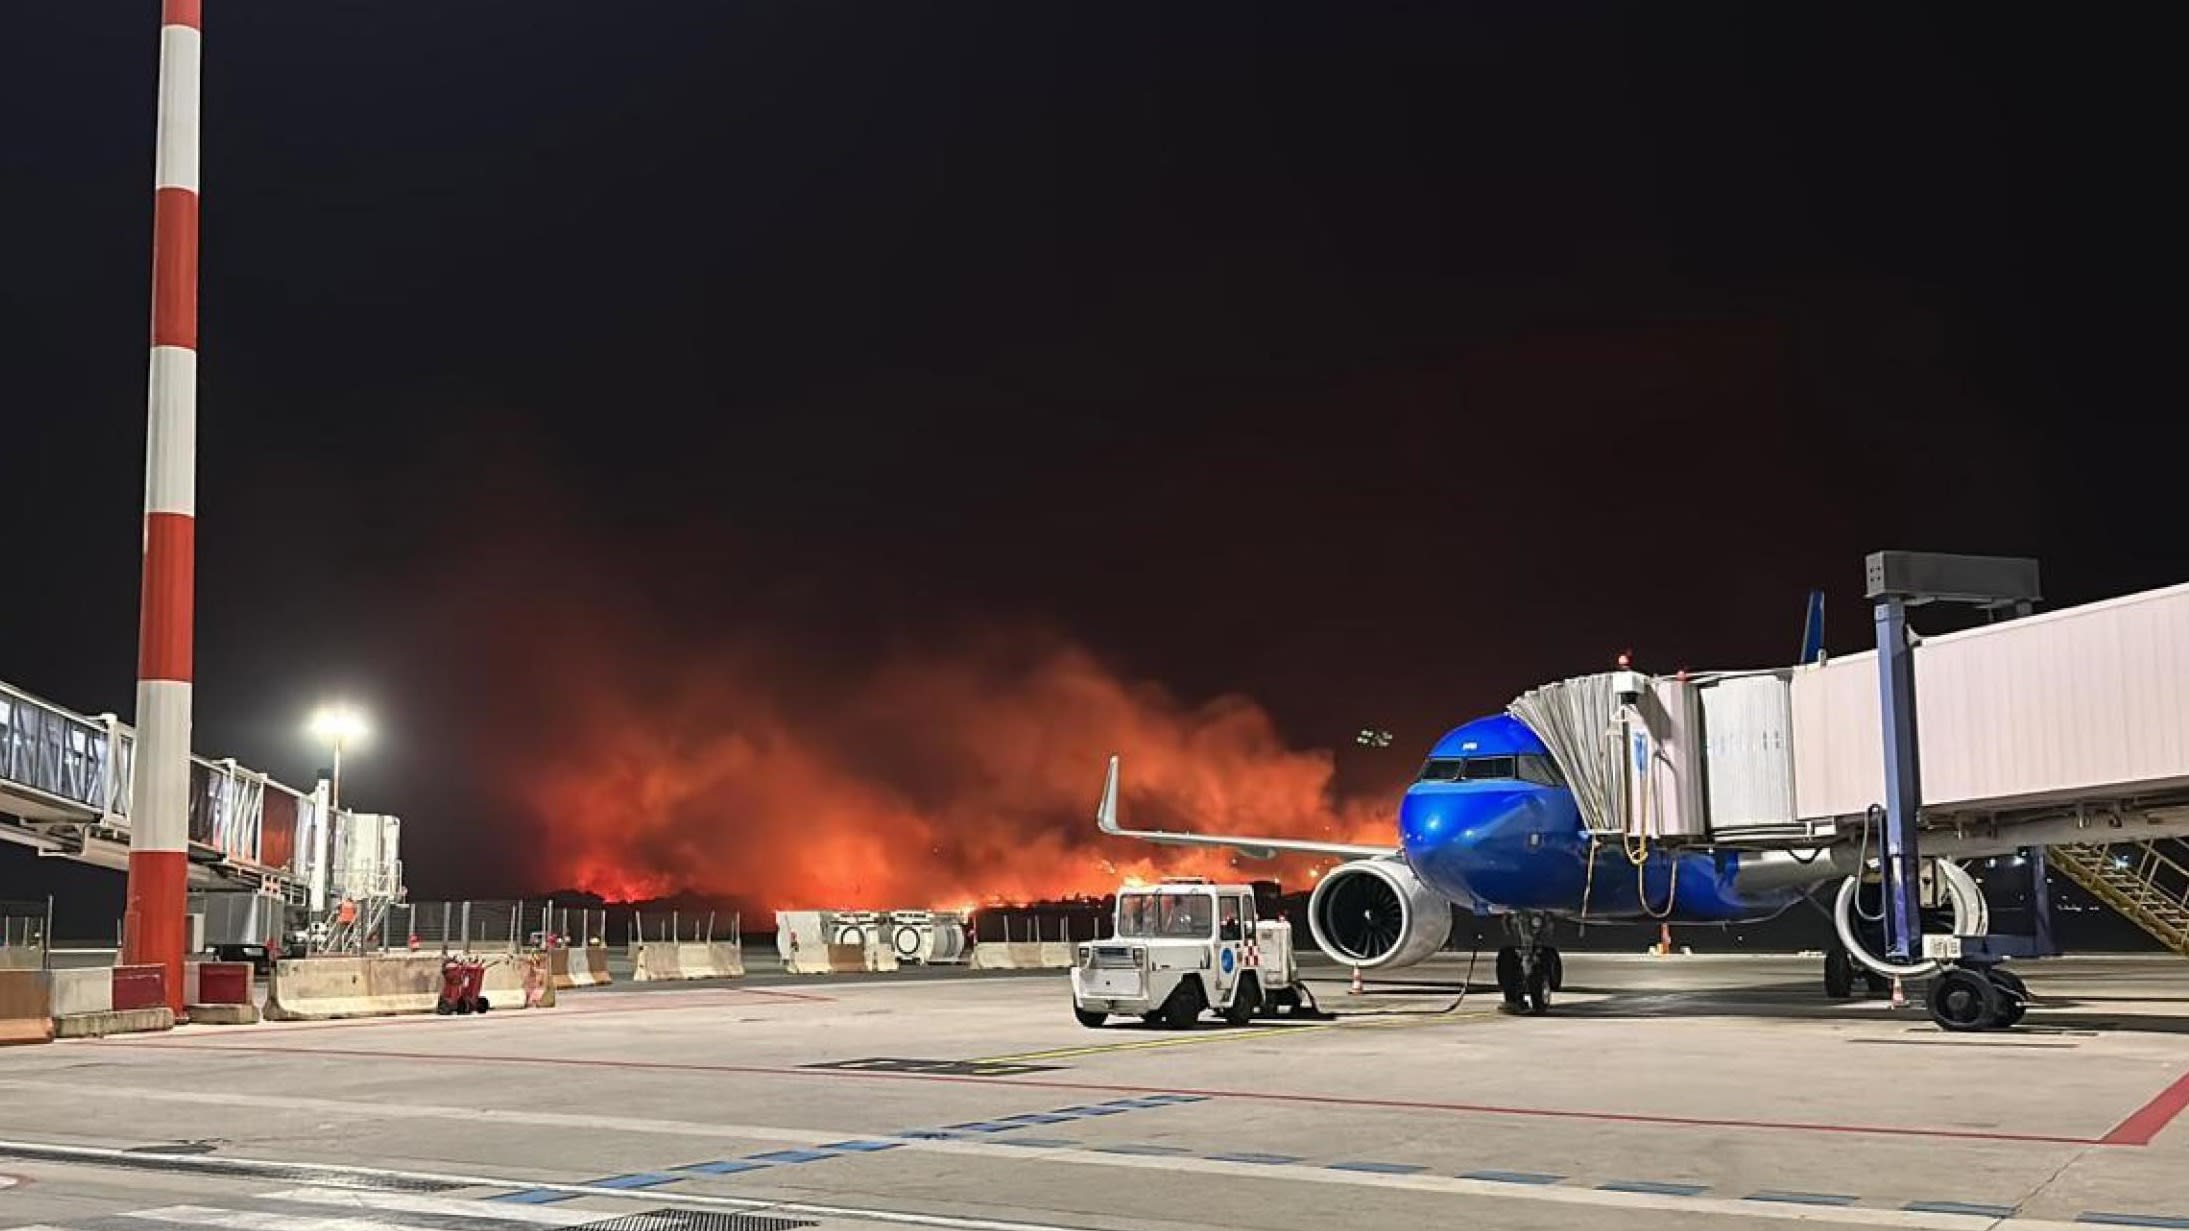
[308,704,369,810]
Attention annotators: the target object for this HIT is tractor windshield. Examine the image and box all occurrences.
[1114,892,1216,939]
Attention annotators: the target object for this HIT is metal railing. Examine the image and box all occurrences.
[0,897,51,970]
[625,909,741,948]
[366,900,617,954]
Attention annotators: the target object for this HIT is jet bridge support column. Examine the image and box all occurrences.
[1873,596,1924,962]
[1864,551,2044,966]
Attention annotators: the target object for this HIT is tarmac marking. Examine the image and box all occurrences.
[78,1041,2122,1146]
[0,1138,2145,1231]
[263,1188,601,1224]
[971,1007,1498,1063]
[2099,1066,2189,1146]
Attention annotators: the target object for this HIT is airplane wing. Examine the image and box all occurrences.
[1095,755,1400,861]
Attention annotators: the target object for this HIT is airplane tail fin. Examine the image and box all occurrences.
[1799,589,1827,664]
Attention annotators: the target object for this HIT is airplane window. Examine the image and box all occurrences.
[1418,758,1462,781]
[1459,755,1517,780]
[1517,754,1569,787]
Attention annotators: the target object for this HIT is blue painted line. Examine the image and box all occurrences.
[743,1149,840,1164]
[895,1130,967,1140]
[992,1137,1079,1149]
[1207,1152,1303,1165]
[1328,1161,1428,1175]
[2077,1214,2189,1229]
[1141,1094,1208,1104]
[1745,1192,1858,1207]
[1906,1202,2018,1218]
[1093,1143,1191,1156]
[676,1160,773,1176]
[584,1173,684,1190]
[1599,1180,1708,1197]
[490,1190,575,1204]
[819,1139,903,1153]
[945,1121,1028,1133]
[1063,1105,1133,1115]
[1462,1171,1565,1186]
[998,1113,1078,1125]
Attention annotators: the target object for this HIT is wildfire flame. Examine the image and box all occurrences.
[497,635,1386,909]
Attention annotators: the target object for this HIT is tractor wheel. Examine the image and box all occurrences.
[1221,975,1262,1027]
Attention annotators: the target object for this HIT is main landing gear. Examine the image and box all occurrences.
[1495,912,1562,1016]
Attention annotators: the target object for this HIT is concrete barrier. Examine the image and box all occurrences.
[184,961,259,1025]
[266,953,552,1021]
[632,942,744,981]
[971,941,1074,970]
[549,946,614,989]
[0,970,53,1046]
[49,968,111,1018]
[49,965,174,1038]
[569,947,612,986]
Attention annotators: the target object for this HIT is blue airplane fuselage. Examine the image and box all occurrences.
[1396,714,1801,924]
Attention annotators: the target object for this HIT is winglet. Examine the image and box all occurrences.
[1097,755,1122,834]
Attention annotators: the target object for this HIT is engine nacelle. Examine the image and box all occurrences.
[1307,859,1452,970]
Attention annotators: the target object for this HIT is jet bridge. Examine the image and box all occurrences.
[1511,556,2189,1028]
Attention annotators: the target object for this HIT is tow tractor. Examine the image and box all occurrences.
[1071,877,1318,1028]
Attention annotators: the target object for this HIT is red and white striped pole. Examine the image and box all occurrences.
[121,0,202,1015]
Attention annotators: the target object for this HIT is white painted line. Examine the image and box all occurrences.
[2,1132,2100,1231]
[0,1080,845,1150]
[123,1206,427,1231]
[256,1188,601,1225]
[0,1141,1098,1231]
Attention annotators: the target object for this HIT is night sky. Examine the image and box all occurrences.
[4,6,2185,908]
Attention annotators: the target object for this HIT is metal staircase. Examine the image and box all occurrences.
[319,896,394,954]
[2048,840,2189,956]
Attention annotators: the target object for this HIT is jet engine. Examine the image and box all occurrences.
[1307,859,1452,969]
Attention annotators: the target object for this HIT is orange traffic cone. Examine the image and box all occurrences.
[1349,965,1364,995]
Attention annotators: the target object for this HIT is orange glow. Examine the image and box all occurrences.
[500,628,1390,910]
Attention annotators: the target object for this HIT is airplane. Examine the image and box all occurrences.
[1094,715,1864,1017]
[1090,589,2189,1023]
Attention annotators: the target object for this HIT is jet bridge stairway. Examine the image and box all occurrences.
[2048,840,2189,957]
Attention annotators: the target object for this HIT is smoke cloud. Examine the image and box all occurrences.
[514,631,1389,910]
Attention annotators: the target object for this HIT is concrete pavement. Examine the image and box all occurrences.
[1,954,2186,1230]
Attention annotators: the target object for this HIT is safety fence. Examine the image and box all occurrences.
[375,900,610,954]
[625,909,741,947]
[0,899,50,971]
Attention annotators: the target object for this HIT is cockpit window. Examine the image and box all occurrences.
[1459,755,1516,780]
[1518,753,1569,786]
[1418,753,1568,785]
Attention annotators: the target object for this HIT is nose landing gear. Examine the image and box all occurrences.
[1495,912,1561,1015]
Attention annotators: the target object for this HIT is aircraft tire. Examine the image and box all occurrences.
[1543,947,1564,993]
[1824,945,1855,999]
[1524,964,1551,1016]
[1496,947,1525,1008]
